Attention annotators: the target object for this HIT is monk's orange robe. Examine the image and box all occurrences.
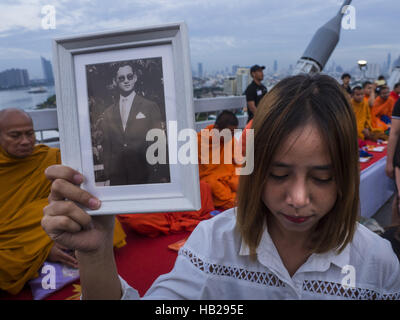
[118,181,215,237]
[351,98,385,139]
[197,124,240,210]
[0,144,126,294]
[364,94,375,107]
[371,96,395,131]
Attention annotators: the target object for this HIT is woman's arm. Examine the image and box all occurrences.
[41,165,122,299]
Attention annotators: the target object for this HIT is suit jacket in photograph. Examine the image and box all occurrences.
[100,94,170,186]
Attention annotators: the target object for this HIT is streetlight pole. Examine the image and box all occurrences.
[358,60,367,81]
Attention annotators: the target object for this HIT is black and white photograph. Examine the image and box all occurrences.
[52,23,200,215]
[85,58,171,186]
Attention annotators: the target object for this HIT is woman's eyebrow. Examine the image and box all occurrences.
[271,162,332,170]
[311,165,332,170]
[271,162,290,168]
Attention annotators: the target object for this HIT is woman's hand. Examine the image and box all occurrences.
[41,165,115,254]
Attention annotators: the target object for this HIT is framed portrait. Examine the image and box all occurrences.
[52,22,201,215]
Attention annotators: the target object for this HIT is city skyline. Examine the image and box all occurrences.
[0,0,399,79]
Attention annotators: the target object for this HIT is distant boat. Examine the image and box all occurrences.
[28,87,47,94]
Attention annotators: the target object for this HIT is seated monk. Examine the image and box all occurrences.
[0,108,126,295]
[363,81,376,107]
[371,85,395,131]
[197,110,241,211]
[351,86,388,141]
[118,180,215,238]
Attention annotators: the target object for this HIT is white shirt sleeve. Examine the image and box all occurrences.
[377,239,400,299]
[119,275,141,300]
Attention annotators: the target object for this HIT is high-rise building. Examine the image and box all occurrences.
[232,65,240,76]
[387,53,392,73]
[365,63,381,79]
[41,56,54,84]
[0,68,29,88]
[197,62,203,78]
[236,67,251,95]
[223,77,237,96]
[273,60,278,73]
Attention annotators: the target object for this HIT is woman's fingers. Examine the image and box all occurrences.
[43,200,93,233]
[48,178,100,210]
[45,164,100,209]
[45,165,84,185]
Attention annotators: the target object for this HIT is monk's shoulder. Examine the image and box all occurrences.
[34,144,61,164]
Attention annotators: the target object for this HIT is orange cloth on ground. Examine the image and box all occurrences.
[351,98,384,139]
[0,144,126,295]
[118,181,215,237]
[371,96,395,131]
[197,124,240,210]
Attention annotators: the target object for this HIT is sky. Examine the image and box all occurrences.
[0,0,398,79]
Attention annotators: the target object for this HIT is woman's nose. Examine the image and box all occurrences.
[286,178,311,209]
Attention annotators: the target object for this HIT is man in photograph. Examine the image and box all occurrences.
[99,62,169,186]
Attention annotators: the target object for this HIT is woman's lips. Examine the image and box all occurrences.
[281,213,312,224]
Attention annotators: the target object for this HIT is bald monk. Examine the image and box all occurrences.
[371,85,395,131]
[197,111,241,211]
[351,86,388,141]
[0,108,126,295]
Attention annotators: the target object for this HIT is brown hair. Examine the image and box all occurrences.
[236,74,359,256]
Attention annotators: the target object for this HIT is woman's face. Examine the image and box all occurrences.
[262,122,337,234]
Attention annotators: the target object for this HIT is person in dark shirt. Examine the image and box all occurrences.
[341,73,352,96]
[244,65,268,123]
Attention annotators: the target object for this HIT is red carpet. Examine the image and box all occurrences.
[359,140,387,171]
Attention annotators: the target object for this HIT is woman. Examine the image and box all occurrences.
[42,74,400,299]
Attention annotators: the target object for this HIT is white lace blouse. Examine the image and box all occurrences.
[120,208,400,300]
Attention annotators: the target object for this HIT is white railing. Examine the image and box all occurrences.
[194,96,248,130]
[29,109,60,148]
[28,96,249,148]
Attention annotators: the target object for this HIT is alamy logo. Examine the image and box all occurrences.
[341,264,356,289]
[41,5,56,30]
[341,5,356,30]
[41,264,56,290]
[145,121,254,175]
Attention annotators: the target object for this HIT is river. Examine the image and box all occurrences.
[0,85,55,111]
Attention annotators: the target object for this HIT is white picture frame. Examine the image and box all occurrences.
[52,22,201,215]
